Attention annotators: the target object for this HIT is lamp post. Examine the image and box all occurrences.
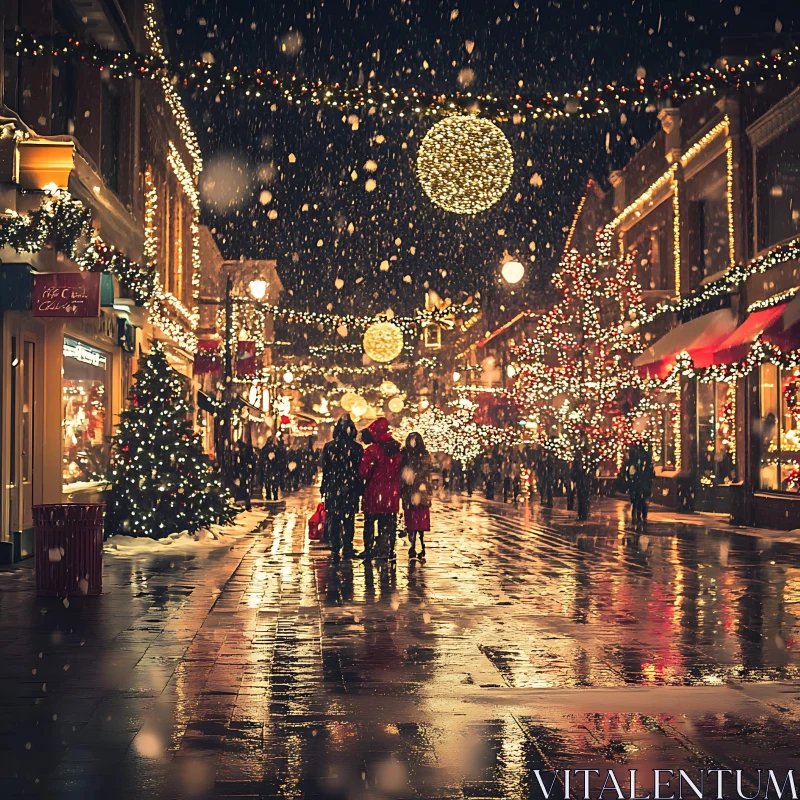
[220,275,268,486]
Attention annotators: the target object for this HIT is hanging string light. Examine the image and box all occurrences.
[10,32,800,122]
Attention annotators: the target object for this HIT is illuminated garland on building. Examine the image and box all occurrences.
[0,189,157,303]
[747,286,800,313]
[143,4,202,177]
[143,167,198,352]
[11,31,800,122]
[645,340,800,391]
[167,141,202,313]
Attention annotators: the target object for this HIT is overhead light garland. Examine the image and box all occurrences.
[10,32,800,121]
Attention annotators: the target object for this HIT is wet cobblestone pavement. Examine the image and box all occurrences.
[2,489,800,798]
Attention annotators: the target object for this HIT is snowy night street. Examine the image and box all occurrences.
[2,493,800,798]
[2,0,800,796]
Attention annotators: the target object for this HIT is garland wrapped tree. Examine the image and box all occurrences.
[106,345,236,538]
[511,249,644,517]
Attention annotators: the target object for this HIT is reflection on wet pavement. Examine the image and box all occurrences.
[1,489,800,797]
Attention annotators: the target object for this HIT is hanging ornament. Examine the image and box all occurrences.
[416,115,513,215]
[362,321,404,363]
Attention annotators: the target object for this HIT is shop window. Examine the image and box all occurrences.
[625,202,672,292]
[662,403,678,470]
[62,337,110,488]
[757,121,800,251]
[697,378,736,487]
[760,363,800,493]
[686,154,729,289]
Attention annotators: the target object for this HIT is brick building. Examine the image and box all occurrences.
[0,0,207,561]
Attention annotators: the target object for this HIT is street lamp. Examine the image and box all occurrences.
[501,259,525,285]
[283,370,294,384]
[248,279,268,300]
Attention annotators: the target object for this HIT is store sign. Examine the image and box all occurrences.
[63,337,108,370]
[32,272,101,317]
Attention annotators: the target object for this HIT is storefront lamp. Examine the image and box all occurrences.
[16,140,75,191]
[248,279,268,300]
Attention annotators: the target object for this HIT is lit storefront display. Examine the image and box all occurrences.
[697,379,736,487]
[62,336,110,488]
[760,364,800,494]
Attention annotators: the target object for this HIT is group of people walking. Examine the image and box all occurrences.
[233,436,319,510]
[320,416,433,563]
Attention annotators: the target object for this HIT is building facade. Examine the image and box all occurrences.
[0,0,206,561]
[569,40,800,528]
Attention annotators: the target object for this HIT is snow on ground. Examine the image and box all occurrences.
[104,509,267,556]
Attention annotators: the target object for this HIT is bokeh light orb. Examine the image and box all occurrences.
[380,380,399,396]
[387,396,405,414]
[416,115,513,215]
[340,392,359,412]
[501,259,525,284]
[363,321,404,363]
[351,396,369,417]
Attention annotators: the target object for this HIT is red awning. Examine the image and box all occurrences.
[713,303,789,364]
[634,309,738,380]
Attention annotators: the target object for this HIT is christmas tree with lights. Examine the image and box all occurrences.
[511,249,643,515]
[106,345,236,539]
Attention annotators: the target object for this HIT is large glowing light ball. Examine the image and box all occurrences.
[501,259,525,284]
[416,115,513,215]
[362,321,404,363]
[387,396,405,414]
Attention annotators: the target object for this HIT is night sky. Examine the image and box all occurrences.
[164,0,799,319]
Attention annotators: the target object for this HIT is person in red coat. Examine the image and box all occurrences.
[400,432,433,559]
[358,417,402,560]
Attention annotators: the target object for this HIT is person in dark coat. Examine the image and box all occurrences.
[625,442,655,528]
[234,438,256,511]
[259,437,283,501]
[358,417,402,561]
[400,432,433,559]
[320,415,363,560]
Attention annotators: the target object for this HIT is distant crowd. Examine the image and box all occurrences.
[231,426,656,557]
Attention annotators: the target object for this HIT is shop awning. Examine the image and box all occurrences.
[713,302,790,364]
[634,308,738,379]
[714,295,800,365]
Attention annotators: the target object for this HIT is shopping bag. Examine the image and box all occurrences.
[308,502,326,541]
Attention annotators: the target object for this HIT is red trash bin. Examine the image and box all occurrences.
[33,504,105,596]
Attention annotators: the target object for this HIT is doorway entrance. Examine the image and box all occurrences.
[1,313,44,562]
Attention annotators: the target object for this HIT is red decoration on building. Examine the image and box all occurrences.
[32,272,101,317]
[194,339,222,375]
[235,341,257,376]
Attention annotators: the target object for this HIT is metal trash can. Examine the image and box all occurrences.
[33,504,105,597]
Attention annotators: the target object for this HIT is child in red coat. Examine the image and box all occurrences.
[400,432,432,559]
